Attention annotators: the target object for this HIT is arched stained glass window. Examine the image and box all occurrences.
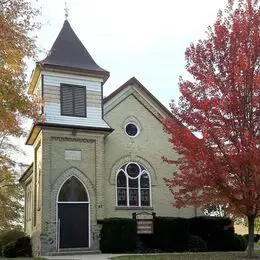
[58,176,88,202]
[140,173,149,188]
[140,173,150,206]
[117,171,126,187]
[116,163,151,207]
[127,163,139,178]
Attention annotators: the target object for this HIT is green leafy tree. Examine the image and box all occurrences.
[0,164,23,231]
[239,217,260,234]
[0,0,40,230]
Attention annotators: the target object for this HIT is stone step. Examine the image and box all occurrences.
[49,249,101,256]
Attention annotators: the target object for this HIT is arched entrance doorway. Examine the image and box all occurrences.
[57,176,89,249]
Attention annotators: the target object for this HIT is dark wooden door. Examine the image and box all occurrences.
[58,203,89,248]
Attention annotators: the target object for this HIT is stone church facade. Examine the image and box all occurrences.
[19,19,198,256]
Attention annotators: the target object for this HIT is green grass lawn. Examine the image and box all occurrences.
[111,251,260,260]
[0,256,46,260]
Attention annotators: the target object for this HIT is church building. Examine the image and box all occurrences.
[19,19,198,256]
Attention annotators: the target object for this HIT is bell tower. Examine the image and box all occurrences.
[24,19,112,255]
[28,19,110,130]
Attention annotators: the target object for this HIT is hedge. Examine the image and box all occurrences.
[99,216,247,253]
[2,236,32,258]
[100,218,137,253]
[243,234,260,243]
[154,217,190,252]
[190,216,234,251]
[188,235,207,252]
[232,234,247,251]
[0,230,25,257]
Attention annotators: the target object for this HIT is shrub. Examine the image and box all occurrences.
[232,234,247,251]
[138,234,156,251]
[100,218,137,253]
[0,230,25,257]
[15,236,32,257]
[254,234,260,242]
[243,234,260,243]
[2,236,32,258]
[190,217,234,251]
[2,241,16,258]
[154,217,190,252]
[188,235,207,252]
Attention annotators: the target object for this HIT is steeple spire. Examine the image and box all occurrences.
[39,19,109,82]
[64,2,69,20]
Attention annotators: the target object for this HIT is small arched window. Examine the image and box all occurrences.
[37,168,41,210]
[26,189,32,220]
[116,162,151,207]
[58,176,88,202]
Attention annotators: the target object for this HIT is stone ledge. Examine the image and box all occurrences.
[48,249,101,256]
[115,206,154,210]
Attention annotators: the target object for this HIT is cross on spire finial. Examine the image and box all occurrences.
[64,2,69,20]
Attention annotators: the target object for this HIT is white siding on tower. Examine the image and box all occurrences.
[44,72,102,91]
[42,71,109,128]
[44,103,108,127]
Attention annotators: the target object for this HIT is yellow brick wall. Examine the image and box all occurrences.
[104,93,196,219]
[38,129,106,254]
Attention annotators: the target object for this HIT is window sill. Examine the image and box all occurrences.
[115,206,153,210]
[60,114,87,118]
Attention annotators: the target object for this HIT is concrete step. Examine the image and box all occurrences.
[49,249,101,256]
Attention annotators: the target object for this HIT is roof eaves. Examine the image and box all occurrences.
[35,122,113,132]
[39,63,110,83]
[19,163,33,183]
[104,77,178,121]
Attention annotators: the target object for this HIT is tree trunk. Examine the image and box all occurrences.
[247,215,255,258]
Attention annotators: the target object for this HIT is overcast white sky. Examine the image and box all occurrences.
[31,0,227,105]
[21,0,227,164]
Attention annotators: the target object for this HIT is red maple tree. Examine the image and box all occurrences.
[164,0,259,257]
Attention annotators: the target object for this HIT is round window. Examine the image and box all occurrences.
[125,123,139,137]
[126,163,140,178]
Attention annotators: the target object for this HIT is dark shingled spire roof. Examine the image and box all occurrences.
[40,20,109,80]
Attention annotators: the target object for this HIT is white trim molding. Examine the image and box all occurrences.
[115,162,152,208]
[51,167,95,251]
[109,155,158,186]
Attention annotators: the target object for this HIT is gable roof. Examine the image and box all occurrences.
[103,77,177,121]
[39,20,109,81]
[19,163,33,184]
